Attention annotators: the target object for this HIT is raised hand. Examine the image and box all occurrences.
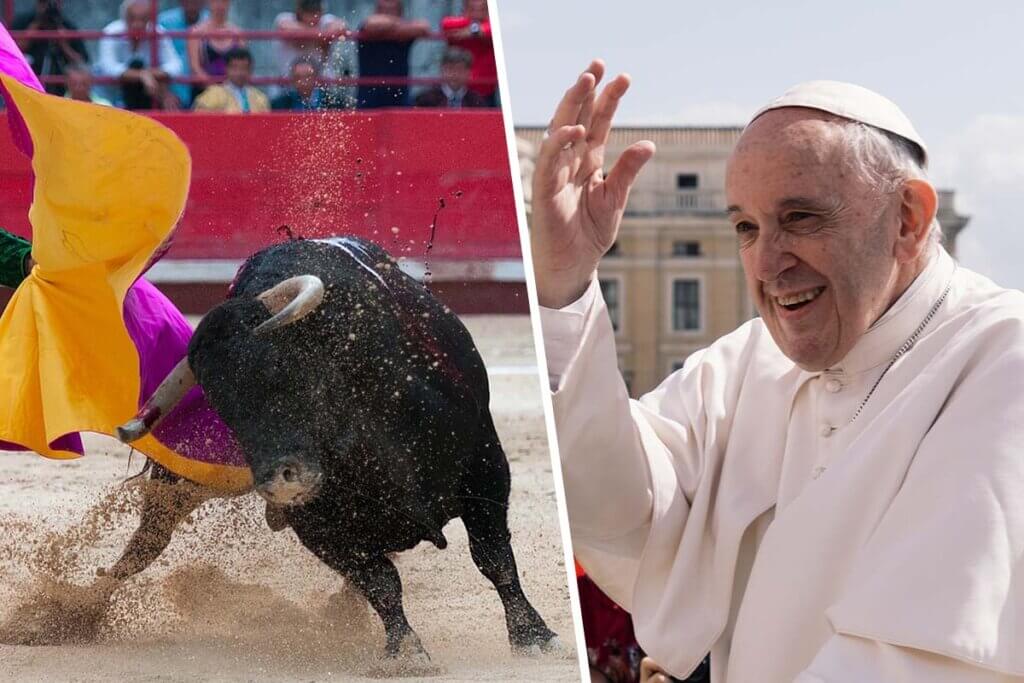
[530,59,655,308]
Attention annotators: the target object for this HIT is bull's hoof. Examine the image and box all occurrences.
[367,635,444,678]
[366,632,444,677]
[513,633,572,659]
[366,655,444,678]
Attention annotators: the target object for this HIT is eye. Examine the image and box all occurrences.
[734,221,757,235]
[782,211,815,223]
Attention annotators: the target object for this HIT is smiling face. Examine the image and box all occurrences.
[726,108,914,370]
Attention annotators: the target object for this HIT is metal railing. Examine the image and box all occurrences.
[4,1,497,93]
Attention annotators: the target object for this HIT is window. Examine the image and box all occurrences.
[599,279,621,331]
[672,240,702,257]
[672,279,700,331]
[676,173,699,189]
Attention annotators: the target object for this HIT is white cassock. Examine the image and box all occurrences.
[542,246,1024,682]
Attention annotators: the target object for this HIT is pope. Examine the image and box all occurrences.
[532,60,1024,681]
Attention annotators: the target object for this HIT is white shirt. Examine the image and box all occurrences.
[95,19,184,78]
[542,247,1024,682]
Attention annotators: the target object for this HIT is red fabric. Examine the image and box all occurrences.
[578,571,643,683]
[441,16,497,98]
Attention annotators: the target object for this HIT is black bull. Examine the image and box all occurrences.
[114,237,560,659]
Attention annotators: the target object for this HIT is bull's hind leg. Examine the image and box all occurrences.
[99,461,212,581]
[461,443,560,655]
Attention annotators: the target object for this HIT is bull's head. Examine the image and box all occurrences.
[116,275,327,505]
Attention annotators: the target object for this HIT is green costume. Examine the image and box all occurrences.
[0,227,31,289]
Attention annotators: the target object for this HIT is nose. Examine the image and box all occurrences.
[749,228,798,284]
[255,456,323,506]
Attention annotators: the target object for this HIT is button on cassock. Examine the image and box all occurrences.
[820,424,834,437]
[825,379,842,393]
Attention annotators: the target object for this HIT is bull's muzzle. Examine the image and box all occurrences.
[254,456,324,506]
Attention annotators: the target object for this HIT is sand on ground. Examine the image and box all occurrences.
[0,315,580,682]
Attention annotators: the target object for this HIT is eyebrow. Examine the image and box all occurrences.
[726,196,841,216]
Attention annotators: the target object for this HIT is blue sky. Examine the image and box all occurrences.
[497,0,1024,289]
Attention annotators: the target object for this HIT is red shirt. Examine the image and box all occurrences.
[441,16,497,98]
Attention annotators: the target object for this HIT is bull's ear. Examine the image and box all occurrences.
[254,275,325,335]
[116,356,195,443]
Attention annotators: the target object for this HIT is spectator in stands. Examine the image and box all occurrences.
[441,0,497,105]
[158,0,208,106]
[64,64,112,106]
[192,47,268,113]
[357,0,430,109]
[414,47,487,108]
[273,0,347,77]
[187,0,245,102]
[271,57,333,112]
[10,0,89,96]
[96,0,184,110]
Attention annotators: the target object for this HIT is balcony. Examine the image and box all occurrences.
[625,190,726,216]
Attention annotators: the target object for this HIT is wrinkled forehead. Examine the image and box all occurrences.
[726,107,856,205]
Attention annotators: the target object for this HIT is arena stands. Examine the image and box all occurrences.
[1,1,515,314]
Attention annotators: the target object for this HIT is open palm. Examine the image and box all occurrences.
[531,60,655,308]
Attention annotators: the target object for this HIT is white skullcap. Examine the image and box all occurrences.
[749,80,928,166]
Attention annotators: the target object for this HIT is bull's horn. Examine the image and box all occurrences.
[254,275,325,335]
[115,357,196,443]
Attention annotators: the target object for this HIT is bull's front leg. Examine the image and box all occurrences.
[297,530,432,667]
[98,461,213,581]
[342,556,425,659]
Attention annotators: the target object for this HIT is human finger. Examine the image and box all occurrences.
[549,60,604,131]
[603,140,656,205]
[533,125,587,195]
[575,59,605,130]
[588,73,632,147]
[640,657,670,683]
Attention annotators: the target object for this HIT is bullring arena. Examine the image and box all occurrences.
[0,2,577,678]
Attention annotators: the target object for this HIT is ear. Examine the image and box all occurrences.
[895,179,937,263]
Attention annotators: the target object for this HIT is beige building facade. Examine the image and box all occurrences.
[517,126,969,396]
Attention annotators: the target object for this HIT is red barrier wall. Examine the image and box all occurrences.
[0,110,521,262]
